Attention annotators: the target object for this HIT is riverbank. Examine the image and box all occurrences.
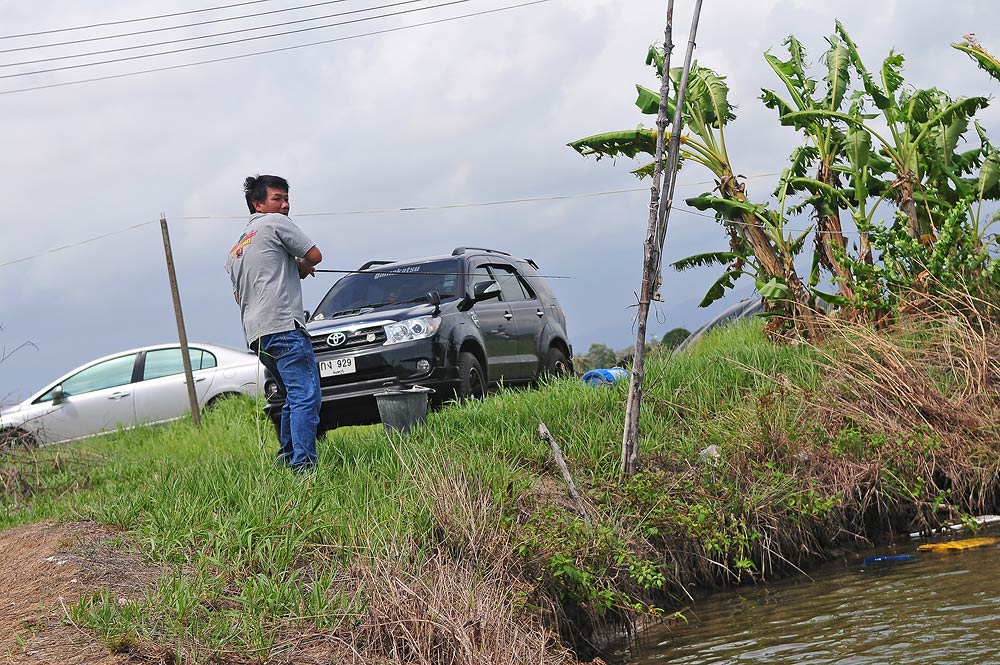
[3,309,1000,663]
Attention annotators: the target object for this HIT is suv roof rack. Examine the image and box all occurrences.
[451,246,512,257]
[359,260,395,271]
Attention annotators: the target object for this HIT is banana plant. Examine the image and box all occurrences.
[570,48,820,337]
[761,33,857,298]
[784,22,990,243]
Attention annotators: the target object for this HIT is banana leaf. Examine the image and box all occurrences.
[672,251,740,272]
[953,40,1000,83]
[567,129,656,160]
[697,267,742,307]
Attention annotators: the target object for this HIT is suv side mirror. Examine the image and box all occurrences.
[303,309,311,323]
[473,280,501,302]
[52,385,65,405]
[426,290,441,316]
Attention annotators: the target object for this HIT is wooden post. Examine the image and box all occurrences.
[159,213,201,428]
[621,0,703,478]
[538,423,591,527]
[656,0,704,266]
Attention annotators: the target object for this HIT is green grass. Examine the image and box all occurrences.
[4,316,993,662]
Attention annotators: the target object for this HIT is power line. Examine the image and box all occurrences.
[0,0,357,55]
[0,174,841,270]
[0,0,551,96]
[181,187,652,220]
[0,1,277,41]
[0,0,473,80]
[1,0,435,68]
[0,220,159,269]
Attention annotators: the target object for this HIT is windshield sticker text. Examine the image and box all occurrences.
[374,266,421,280]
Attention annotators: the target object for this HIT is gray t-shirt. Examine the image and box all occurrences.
[226,213,316,345]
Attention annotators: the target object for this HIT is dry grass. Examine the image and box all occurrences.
[257,467,577,665]
[804,288,1000,532]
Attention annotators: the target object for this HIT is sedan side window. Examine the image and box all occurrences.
[42,354,138,400]
[143,348,215,381]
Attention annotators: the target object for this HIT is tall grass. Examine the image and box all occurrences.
[4,314,1000,662]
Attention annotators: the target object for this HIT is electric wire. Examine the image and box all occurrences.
[0,1,277,41]
[0,173,862,271]
[0,0,475,80]
[0,0,548,95]
[1,0,440,68]
[0,0,370,55]
[0,219,159,269]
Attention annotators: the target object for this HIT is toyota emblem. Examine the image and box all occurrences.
[327,332,347,347]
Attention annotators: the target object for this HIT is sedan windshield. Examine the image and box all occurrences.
[314,259,462,319]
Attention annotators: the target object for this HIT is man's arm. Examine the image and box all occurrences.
[297,245,323,279]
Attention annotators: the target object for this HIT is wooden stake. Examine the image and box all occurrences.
[159,213,201,428]
[621,0,703,478]
[538,423,591,527]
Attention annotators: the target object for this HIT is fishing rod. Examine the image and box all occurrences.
[313,268,571,279]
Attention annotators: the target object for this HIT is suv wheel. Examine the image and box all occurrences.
[544,346,571,377]
[458,351,486,400]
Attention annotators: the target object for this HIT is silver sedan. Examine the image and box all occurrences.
[0,343,264,446]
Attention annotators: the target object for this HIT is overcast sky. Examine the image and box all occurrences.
[2,0,1000,401]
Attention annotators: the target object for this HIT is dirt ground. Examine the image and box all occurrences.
[0,521,164,665]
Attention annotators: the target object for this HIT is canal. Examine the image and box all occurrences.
[613,533,1000,663]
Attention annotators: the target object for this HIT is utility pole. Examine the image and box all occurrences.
[159,213,201,428]
[621,0,703,477]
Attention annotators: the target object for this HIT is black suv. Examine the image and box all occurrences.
[264,247,573,430]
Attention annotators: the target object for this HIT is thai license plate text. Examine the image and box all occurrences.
[319,356,355,377]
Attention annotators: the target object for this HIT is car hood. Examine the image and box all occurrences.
[307,302,438,334]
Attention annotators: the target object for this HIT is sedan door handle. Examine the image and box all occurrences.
[503,312,513,320]
[108,392,130,400]
[536,308,545,317]
[185,377,207,384]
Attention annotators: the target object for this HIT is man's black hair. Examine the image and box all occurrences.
[244,174,290,213]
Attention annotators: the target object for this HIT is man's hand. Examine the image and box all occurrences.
[297,259,316,279]
[298,245,323,279]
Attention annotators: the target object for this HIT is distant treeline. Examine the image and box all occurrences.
[574,327,689,373]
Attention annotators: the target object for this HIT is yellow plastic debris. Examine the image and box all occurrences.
[917,536,1000,552]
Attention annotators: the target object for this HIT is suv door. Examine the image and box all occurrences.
[490,263,545,379]
[467,262,520,384]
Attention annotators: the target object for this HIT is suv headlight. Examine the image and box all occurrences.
[384,316,441,345]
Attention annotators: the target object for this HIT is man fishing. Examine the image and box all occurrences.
[226,175,323,472]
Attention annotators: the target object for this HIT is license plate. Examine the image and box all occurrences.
[319,356,356,377]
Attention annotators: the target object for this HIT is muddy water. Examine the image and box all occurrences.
[613,535,1000,664]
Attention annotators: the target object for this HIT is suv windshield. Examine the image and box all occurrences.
[314,259,463,319]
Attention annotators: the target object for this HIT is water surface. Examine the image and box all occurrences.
[614,535,1000,664]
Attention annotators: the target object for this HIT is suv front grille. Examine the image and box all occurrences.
[311,325,387,353]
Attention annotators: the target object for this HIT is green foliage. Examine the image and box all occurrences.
[661,327,691,350]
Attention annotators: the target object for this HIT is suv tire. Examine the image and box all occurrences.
[458,351,486,400]
[544,346,571,377]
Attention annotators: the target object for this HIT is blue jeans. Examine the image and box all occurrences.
[254,328,321,470]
